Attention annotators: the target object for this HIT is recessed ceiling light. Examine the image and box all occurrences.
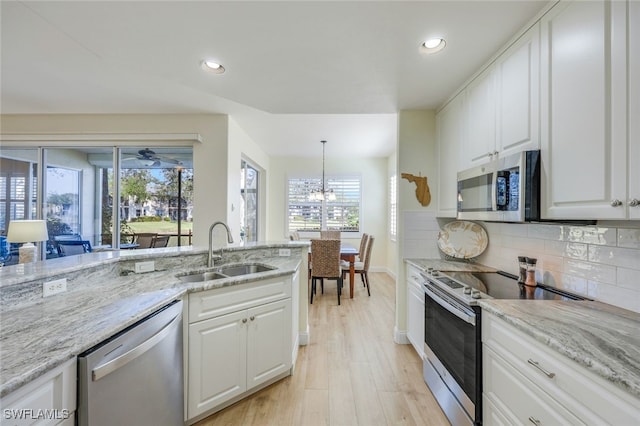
[420,38,446,54]
[201,59,225,74]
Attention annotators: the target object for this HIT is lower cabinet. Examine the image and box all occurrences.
[406,264,425,359]
[187,276,293,421]
[482,311,640,425]
[0,358,76,426]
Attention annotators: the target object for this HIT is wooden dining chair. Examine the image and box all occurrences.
[134,233,157,249]
[357,233,369,262]
[320,230,340,240]
[310,239,343,305]
[342,235,374,296]
[152,235,170,248]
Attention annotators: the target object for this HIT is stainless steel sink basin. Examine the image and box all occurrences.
[217,264,275,277]
[176,263,275,283]
[177,271,227,283]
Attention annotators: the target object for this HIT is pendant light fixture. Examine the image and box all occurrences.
[309,140,336,201]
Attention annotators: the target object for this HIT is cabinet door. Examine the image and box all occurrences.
[629,0,640,219]
[436,94,464,217]
[462,67,497,169]
[188,310,247,418]
[497,22,540,156]
[540,0,627,219]
[246,299,292,389]
[407,280,425,358]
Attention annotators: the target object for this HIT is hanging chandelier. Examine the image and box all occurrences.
[309,140,336,201]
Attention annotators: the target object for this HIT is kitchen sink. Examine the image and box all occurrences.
[177,271,227,283]
[176,263,275,283]
[217,264,275,277]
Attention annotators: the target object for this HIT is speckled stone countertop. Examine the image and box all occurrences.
[405,258,497,273]
[0,241,307,398]
[479,299,640,399]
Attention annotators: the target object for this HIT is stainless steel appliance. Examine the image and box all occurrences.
[78,300,183,426]
[457,150,540,222]
[422,269,586,425]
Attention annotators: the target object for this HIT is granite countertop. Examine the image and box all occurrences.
[479,299,640,399]
[0,242,305,398]
[405,258,497,273]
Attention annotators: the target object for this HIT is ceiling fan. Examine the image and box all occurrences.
[122,148,182,167]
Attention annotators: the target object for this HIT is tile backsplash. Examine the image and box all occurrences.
[403,211,640,313]
[477,222,640,313]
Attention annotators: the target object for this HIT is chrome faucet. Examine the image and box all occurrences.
[208,221,234,267]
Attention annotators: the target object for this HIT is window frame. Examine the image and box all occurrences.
[286,173,362,237]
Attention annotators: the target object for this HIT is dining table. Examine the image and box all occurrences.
[309,242,360,299]
[340,244,359,299]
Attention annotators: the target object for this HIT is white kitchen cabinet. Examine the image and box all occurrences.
[459,22,540,171]
[482,311,640,425]
[436,94,464,217]
[496,22,540,158]
[187,275,293,421]
[0,358,76,426]
[461,66,497,169]
[629,0,640,219]
[540,0,629,219]
[406,263,424,358]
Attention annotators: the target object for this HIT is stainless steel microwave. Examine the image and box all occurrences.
[457,150,540,222]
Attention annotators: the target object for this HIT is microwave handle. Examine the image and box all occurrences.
[491,171,498,211]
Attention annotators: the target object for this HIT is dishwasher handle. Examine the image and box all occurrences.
[92,311,181,381]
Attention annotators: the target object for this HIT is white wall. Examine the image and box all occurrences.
[267,156,388,269]
[395,109,437,341]
[228,117,270,242]
[387,152,398,278]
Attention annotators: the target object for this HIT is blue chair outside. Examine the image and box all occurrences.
[56,240,92,257]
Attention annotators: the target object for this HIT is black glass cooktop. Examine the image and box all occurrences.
[442,271,587,301]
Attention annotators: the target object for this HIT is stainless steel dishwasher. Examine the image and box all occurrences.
[77,300,183,426]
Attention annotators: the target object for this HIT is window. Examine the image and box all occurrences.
[390,174,397,241]
[240,159,259,242]
[287,175,361,234]
[1,145,194,264]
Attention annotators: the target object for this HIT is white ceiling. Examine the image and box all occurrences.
[1,0,548,157]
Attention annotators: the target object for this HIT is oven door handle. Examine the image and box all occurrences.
[424,286,476,325]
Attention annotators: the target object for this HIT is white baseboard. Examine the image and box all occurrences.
[298,325,309,345]
[394,326,410,344]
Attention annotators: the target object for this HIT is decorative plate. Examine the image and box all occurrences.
[437,221,489,259]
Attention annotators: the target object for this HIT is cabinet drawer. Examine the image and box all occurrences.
[189,276,292,323]
[0,358,76,426]
[483,313,640,424]
[483,345,584,425]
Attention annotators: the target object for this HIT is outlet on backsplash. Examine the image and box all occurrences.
[43,278,67,297]
[134,261,155,273]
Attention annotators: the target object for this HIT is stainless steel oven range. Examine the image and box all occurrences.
[421,269,587,426]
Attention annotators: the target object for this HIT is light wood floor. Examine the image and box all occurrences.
[195,273,450,426]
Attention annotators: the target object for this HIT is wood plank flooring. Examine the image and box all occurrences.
[195,273,450,426]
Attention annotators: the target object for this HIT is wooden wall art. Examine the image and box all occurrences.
[401,172,431,206]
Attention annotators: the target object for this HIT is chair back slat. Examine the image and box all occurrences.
[134,233,157,249]
[320,230,341,240]
[311,239,341,277]
[152,235,170,248]
[363,236,375,271]
[358,233,369,260]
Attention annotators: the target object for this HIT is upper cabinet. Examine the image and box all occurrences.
[629,0,640,219]
[462,66,497,168]
[460,23,541,170]
[436,94,464,217]
[496,23,540,158]
[540,0,630,219]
